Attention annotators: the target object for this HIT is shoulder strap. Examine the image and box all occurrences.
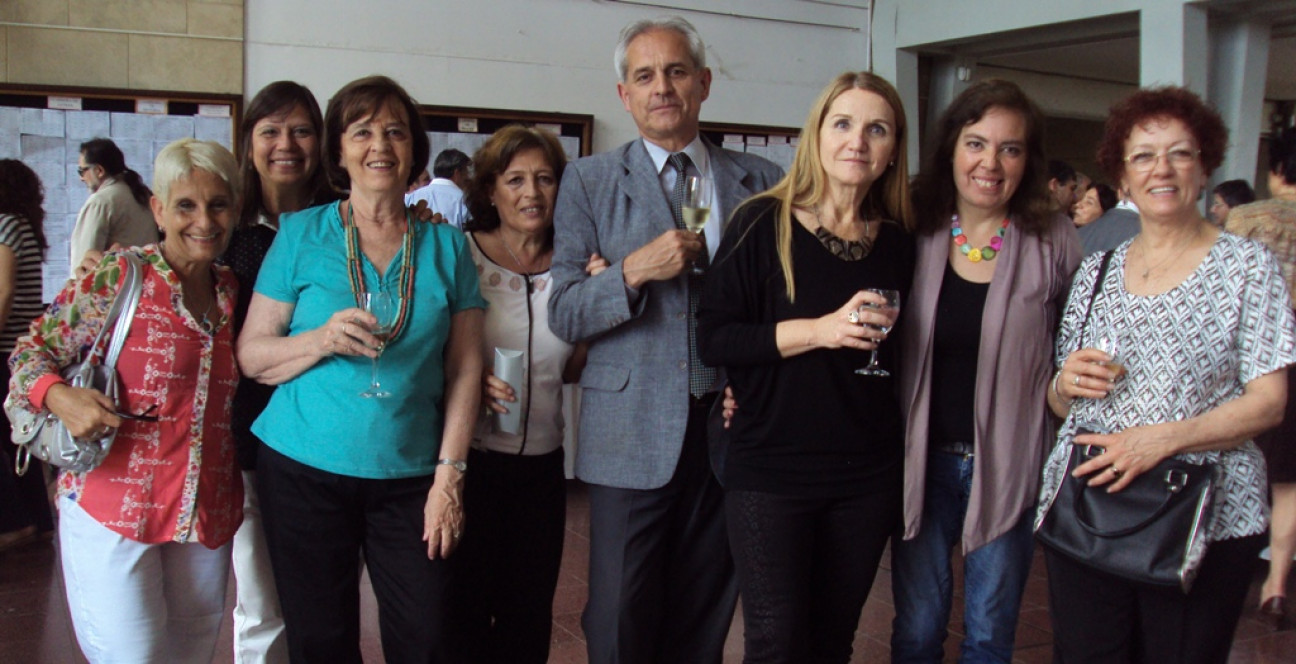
[91,254,144,370]
[1078,250,1114,348]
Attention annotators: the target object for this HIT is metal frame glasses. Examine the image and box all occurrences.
[1122,147,1200,172]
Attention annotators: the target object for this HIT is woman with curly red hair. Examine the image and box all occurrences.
[1040,87,1296,662]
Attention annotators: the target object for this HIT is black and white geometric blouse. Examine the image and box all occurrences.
[1036,233,1296,541]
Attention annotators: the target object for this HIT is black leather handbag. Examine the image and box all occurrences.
[1037,441,1215,593]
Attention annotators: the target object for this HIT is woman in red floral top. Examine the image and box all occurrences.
[6,138,242,663]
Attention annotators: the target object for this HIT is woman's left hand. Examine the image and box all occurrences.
[422,467,465,559]
[1071,424,1174,493]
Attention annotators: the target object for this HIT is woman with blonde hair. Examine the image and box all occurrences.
[698,71,914,662]
[7,139,244,662]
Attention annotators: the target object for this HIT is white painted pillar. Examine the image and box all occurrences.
[924,57,974,163]
[871,0,922,175]
[1139,1,1209,94]
[1208,17,1271,185]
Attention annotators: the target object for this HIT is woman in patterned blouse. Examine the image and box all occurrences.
[1042,87,1296,662]
[6,139,243,662]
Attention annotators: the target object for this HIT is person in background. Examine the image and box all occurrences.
[406,148,472,229]
[1072,182,1117,228]
[1078,186,1141,256]
[408,168,432,194]
[698,71,914,662]
[1211,178,1257,227]
[548,15,782,664]
[1043,86,1294,662]
[223,79,337,664]
[1226,127,1296,629]
[1075,171,1093,195]
[0,160,54,552]
[238,75,484,662]
[1048,159,1079,217]
[893,79,1081,663]
[8,139,244,663]
[455,124,597,663]
[70,138,159,273]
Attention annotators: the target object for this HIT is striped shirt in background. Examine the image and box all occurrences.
[0,213,44,354]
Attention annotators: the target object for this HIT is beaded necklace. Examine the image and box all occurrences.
[344,202,416,344]
[950,214,1009,262]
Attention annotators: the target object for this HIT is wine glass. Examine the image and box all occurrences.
[681,174,712,274]
[855,289,901,377]
[360,291,400,398]
[1093,324,1127,380]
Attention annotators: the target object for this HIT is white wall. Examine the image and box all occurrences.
[245,0,871,153]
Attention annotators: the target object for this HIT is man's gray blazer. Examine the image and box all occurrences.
[548,138,783,490]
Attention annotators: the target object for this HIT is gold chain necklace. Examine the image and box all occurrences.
[1135,226,1201,281]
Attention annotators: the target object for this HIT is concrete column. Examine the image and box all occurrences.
[871,0,922,175]
[1139,1,1209,94]
[1208,17,1271,185]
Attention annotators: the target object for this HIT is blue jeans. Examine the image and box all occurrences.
[890,451,1035,664]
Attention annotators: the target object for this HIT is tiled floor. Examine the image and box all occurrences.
[2,481,1294,663]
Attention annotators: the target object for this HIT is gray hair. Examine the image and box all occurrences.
[614,16,707,81]
[153,138,241,207]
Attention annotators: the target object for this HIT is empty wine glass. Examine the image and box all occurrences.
[360,291,400,398]
[855,289,901,377]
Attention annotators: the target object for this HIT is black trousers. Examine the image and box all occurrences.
[1045,533,1265,664]
[583,399,737,664]
[256,444,460,664]
[453,446,566,664]
[726,486,900,664]
[0,364,53,535]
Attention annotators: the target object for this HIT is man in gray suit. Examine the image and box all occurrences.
[549,16,783,664]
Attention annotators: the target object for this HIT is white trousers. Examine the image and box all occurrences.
[231,471,288,663]
[58,497,231,664]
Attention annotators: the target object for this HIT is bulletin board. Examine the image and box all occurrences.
[701,121,800,172]
[0,84,241,300]
[416,105,593,169]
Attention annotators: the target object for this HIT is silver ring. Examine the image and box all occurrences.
[1110,467,1123,478]
[1073,374,1082,386]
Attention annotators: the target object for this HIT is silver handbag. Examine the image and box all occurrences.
[6,254,144,475]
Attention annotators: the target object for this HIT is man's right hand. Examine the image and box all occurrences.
[621,229,703,289]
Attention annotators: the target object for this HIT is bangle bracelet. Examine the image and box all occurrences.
[1051,371,1073,407]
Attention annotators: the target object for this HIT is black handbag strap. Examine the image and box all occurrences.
[1078,250,1114,348]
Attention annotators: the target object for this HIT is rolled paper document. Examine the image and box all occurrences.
[494,347,525,434]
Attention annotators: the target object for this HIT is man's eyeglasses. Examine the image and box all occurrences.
[76,166,91,176]
[1123,148,1200,173]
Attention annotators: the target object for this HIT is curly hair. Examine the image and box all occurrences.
[0,160,48,254]
[463,125,567,245]
[1095,86,1228,184]
[912,79,1053,236]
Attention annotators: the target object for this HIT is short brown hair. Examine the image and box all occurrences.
[913,79,1052,236]
[1095,86,1228,184]
[322,75,429,193]
[463,125,567,243]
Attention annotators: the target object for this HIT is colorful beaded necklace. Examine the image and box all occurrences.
[344,202,416,344]
[950,214,1009,262]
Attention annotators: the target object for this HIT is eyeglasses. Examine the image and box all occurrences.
[1123,148,1200,172]
[113,404,159,422]
[76,166,91,176]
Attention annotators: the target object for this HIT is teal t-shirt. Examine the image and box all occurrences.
[251,202,486,478]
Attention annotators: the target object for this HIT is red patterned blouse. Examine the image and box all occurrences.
[7,246,242,547]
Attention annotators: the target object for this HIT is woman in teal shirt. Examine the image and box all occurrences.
[237,75,485,663]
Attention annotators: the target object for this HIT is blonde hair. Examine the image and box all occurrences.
[153,138,241,207]
[751,72,911,302]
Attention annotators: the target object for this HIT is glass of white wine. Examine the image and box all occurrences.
[360,291,400,398]
[681,174,712,274]
[1093,325,1127,380]
[855,289,901,377]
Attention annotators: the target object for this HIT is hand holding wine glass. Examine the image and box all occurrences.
[360,291,400,398]
[855,288,901,376]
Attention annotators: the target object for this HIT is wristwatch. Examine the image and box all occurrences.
[437,458,468,473]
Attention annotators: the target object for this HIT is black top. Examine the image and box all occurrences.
[927,261,989,447]
[220,223,279,470]
[698,197,914,497]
